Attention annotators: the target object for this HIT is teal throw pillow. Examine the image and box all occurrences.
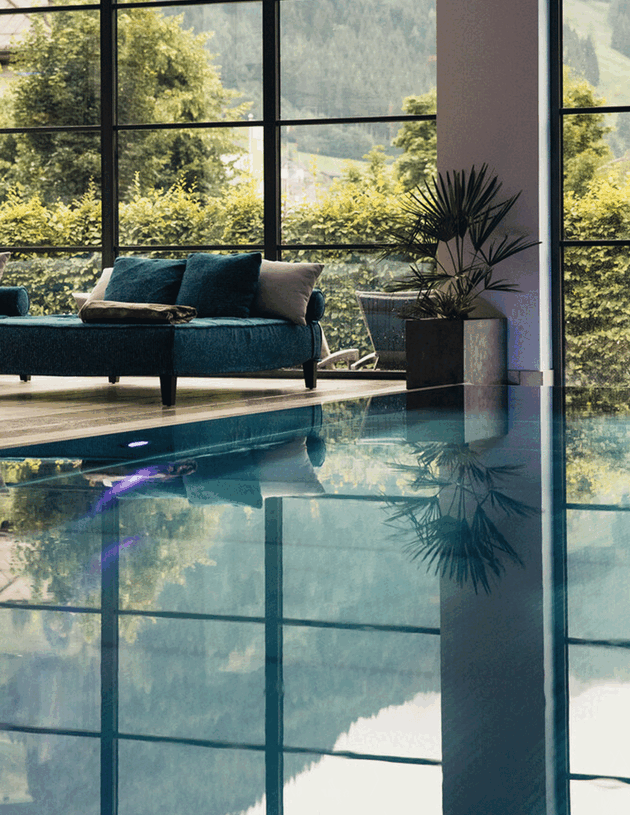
[104,256,186,304]
[176,252,261,318]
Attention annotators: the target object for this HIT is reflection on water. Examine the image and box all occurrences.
[0,402,447,814]
[2,387,628,813]
[565,388,630,813]
[387,439,535,593]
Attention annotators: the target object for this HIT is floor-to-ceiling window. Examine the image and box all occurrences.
[0,0,436,366]
[558,0,630,387]
[555,3,630,811]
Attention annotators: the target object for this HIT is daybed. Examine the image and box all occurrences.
[0,253,324,406]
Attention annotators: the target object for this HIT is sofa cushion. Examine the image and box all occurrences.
[176,252,261,318]
[0,252,10,280]
[251,259,323,325]
[255,437,325,497]
[104,256,186,304]
[0,286,29,316]
[72,266,114,310]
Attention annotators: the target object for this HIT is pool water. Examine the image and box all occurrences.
[0,385,628,814]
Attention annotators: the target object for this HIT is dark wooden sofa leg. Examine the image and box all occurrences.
[108,376,120,384]
[160,375,177,406]
[19,374,31,382]
[303,359,318,389]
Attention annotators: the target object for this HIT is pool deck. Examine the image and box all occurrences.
[0,374,406,448]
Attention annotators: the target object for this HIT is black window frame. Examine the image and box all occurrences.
[0,0,436,269]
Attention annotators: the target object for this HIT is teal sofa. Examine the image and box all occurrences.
[0,254,325,406]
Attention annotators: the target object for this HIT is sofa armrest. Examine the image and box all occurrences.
[0,286,29,316]
[305,288,325,323]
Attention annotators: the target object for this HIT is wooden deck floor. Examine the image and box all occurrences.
[0,374,405,449]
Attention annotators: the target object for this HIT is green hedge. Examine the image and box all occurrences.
[0,175,404,355]
[564,175,630,386]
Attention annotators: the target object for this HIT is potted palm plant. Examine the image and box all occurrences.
[385,164,538,388]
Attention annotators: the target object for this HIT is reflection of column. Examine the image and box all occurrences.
[101,498,120,815]
[439,387,567,815]
[265,497,283,815]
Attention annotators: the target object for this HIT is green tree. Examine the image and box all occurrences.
[0,8,247,203]
[392,89,437,191]
[563,23,600,87]
[563,68,612,196]
[609,0,630,59]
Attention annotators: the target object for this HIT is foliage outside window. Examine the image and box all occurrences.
[0,0,436,360]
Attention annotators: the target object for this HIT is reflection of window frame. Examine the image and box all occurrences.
[0,491,442,812]
[0,0,436,267]
[565,502,630,789]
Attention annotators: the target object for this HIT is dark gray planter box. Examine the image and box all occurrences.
[406,318,507,389]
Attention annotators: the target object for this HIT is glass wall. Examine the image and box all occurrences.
[560,0,630,386]
[0,0,436,364]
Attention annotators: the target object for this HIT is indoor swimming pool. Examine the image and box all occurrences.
[0,384,628,814]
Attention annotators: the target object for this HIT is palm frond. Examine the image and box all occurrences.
[383,164,535,319]
[480,233,540,268]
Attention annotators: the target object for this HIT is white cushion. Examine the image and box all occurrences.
[252,259,323,325]
[72,266,113,310]
[257,437,325,497]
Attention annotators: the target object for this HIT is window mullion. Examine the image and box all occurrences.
[101,0,117,267]
[262,0,281,261]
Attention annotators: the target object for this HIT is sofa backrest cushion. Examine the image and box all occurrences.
[250,259,323,325]
[104,256,186,304]
[176,252,261,318]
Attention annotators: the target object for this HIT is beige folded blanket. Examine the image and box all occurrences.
[79,300,197,324]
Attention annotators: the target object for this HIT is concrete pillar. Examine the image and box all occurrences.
[437,0,552,384]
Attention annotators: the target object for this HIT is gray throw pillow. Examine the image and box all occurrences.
[251,259,323,325]
[176,252,261,318]
[104,256,186,304]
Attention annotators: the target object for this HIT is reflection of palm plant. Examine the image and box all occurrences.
[388,442,536,593]
[385,164,538,319]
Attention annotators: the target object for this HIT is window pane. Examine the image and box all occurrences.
[280,0,436,119]
[283,627,441,757]
[564,111,630,236]
[0,732,100,813]
[118,127,263,245]
[118,498,265,618]
[569,644,630,778]
[118,741,265,815]
[563,0,630,108]
[281,120,435,235]
[283,753,442,815]
[570,779,630,815]
[0,10,100,127]
[563,247,630,387]
[0,131,100,207]
[568,509,630,640]
[0,608,100,731]
[283,497,440,627]
[117,5,261,125]
[119,617,265,743]
[1,254,102,315]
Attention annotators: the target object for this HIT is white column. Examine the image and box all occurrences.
[437,0,552,384]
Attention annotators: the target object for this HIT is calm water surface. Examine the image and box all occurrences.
[0,385,628,814]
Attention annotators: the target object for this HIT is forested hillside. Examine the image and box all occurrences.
[179,0,436,161]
